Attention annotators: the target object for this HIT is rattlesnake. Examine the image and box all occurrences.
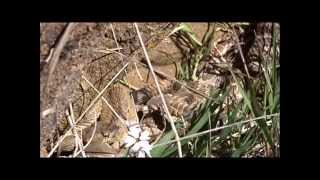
[133,76,224,121]
[132,22,278,138]
[50,22,277,157]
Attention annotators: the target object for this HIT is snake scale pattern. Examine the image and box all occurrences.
[52,22,278,156]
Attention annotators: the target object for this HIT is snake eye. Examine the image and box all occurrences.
[132,88,151,105]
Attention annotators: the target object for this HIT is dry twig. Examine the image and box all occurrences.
[81,75,127,125]
[134,23,183,157]
[230,24,251,79]
[109,23,140,124]
[47,61,129,157]
[73,120,97,157]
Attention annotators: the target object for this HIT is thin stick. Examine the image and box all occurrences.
[76,62,128,127]
[96,47,209,101]
[134,23,183,157]
[230,25,251,79]
[65,109,78,156]
[133,60,214,101]
[41,107,55,118]
[67,103,86,157]
[94,48,128,59]
[81,75,127,125]
[71,127,85,158]
[96,48,205,99]
[153,113,279,148]
[85,153,116,158]
[110,23,141,125]
[93,48,123,54]
[109,23,125,67]
[48,61,129,157]
[180,115,187,130]
[134,62,144,81]
[110,23,127,72]
[44,48,54,63]
[73,120,97,157]
[118,79,139,91]
[77,130,86,157]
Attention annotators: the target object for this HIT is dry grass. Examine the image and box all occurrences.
[47,61,130,157]
[134,22,183,157]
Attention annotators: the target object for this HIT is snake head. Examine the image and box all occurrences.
[132,88,152,105]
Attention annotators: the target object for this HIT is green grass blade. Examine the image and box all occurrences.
[150,130,175,157]
[220,101,243,138]
[161,88,229,157]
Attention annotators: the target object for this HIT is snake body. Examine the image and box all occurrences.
[51,23,278,156]
[133,76,224,123]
